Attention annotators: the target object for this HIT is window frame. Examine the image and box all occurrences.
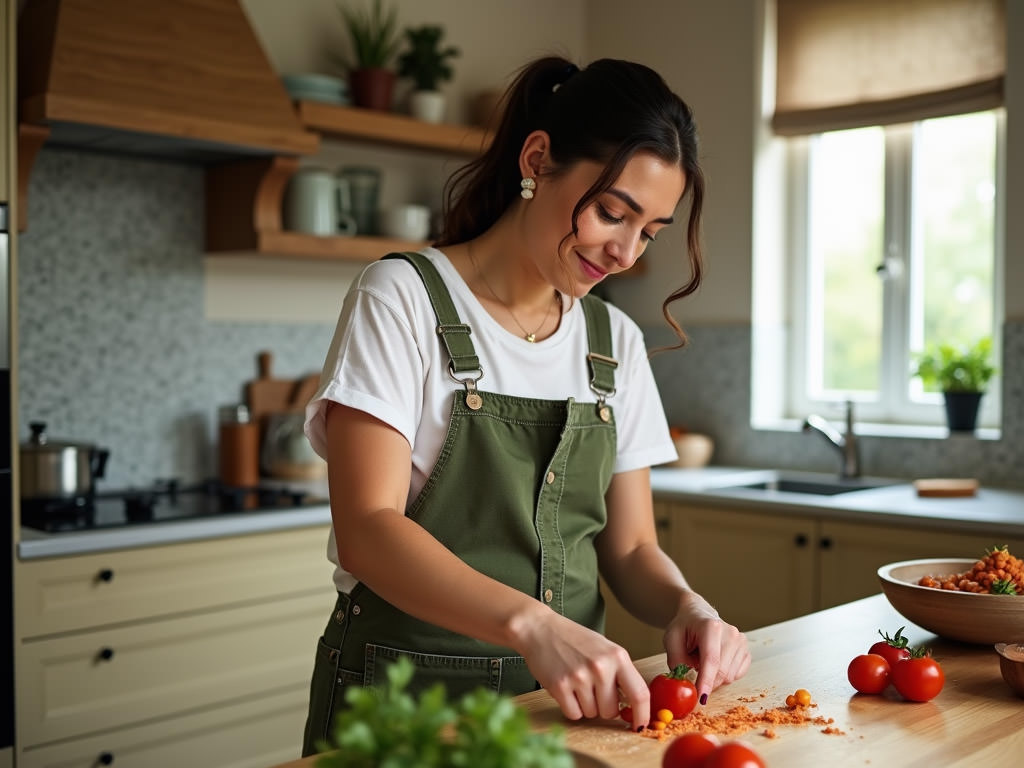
[783,111,1005,430]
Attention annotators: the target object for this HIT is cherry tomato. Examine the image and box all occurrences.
[847,653,891,694]
[891,655,945,702]
[661,732,719,768]
[649,664,698,720]
[868,626,913,667]
[618,706,633,724]
[702,741,767,768]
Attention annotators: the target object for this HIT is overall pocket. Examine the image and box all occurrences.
[364,643,534,700]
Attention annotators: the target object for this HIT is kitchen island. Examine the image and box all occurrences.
[273,593,1022,768]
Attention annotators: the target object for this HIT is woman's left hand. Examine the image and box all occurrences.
[662,592,750,705]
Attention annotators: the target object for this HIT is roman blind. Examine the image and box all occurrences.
[773,0,1006,135]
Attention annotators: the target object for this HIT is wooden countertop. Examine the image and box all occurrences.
[271,594,1022,768]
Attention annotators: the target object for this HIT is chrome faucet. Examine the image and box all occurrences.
[802,400,860,479]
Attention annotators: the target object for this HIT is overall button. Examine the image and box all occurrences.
[352,605,362,615]
[599,406,611,423]
[546,471,556,484]
[543,588,554,603]
[334,609,346,624]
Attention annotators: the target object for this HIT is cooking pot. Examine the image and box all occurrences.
[20,421,110,500]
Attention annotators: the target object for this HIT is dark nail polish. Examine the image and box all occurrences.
[699,693,708,705]
[636,726,644,732]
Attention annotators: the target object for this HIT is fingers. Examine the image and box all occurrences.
[617,663,651,731]
[541,641,647,726]
[667,616,750,705]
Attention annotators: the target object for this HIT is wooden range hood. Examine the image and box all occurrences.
[17,0,319,161]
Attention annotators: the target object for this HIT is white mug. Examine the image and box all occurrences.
[384,204,431,241]
[283,167,357,236]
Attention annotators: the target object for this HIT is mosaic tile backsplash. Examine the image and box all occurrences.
[17,149,1024,488]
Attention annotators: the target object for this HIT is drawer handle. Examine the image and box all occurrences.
[819,537,833,550]
[97,568,114,583]
[97,752,114,765]
[97,647,115,662]
[794,533,808,547]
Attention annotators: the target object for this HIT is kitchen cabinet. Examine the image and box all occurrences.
[667,501,1024,631]
[204,103,491,262]
[601,501,675,659]
[14,525,336,767]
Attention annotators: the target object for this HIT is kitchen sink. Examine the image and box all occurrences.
[716,472,894,496]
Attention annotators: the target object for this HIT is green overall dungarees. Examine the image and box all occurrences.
[302,252,619,755]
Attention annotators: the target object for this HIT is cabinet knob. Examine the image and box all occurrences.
[819,537,833,550]
[97,568,114,583]
[97,752,114,765]
[654,517,670,531]
[794,533,808,547]
[97,647,115,662]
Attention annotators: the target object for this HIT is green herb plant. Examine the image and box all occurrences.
[337,0,402,71]
[912,336,996,393]
[396,25,460,91]
[315,656,574,768]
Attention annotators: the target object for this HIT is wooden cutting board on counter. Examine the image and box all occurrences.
[245,350,320,426]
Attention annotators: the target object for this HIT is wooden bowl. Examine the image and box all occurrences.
[667,433,714,468]
[877,559,1024,645]
[994,643,1024,698]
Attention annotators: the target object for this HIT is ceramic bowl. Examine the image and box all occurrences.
[994,643,1024,698]
[877,559,1024,645]
[667,433,714,469]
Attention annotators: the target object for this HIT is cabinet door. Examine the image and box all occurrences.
[670,504,816,631]
[18,592,328,747]
[17,687,310,768]
[17,525,334,638]
[819,520,1024,609]
[601,501,673,659]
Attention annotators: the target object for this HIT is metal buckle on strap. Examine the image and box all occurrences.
[586,352,618,406]
[448,361,485,410]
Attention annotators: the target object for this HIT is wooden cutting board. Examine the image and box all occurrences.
[245,351,320,427]
[914,478,980,497]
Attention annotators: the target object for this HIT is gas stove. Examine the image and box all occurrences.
[21,478,326,533]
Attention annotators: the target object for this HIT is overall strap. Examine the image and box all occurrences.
[382,252,481,376]
[580,295,618,403]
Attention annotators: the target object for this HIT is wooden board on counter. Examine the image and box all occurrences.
[245,351,319,426]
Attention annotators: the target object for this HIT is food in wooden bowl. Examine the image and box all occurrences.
[877,553,1024,645]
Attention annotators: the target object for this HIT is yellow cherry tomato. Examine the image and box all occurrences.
[656,708,674,724]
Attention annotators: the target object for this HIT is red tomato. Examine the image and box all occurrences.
[891,655,945,702]
[618,706,633,724]
[649,664,698,720]
[661,733,719,768]
[702,742,767,768]
[847,653,891,694]
[868,626,913,666]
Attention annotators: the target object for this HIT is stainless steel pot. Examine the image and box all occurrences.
[20,421,109,500]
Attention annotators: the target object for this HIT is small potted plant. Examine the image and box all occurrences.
[337,0,402,111]
[396,24,460,123]
[913,336,997,432]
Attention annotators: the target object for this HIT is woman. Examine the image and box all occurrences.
[301,55,749,755]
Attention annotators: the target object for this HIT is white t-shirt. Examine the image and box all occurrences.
[304,247,677,592]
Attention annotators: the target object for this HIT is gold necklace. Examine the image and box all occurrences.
[468,246,559,342]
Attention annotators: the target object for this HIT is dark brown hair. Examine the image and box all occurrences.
[436,56,705,349]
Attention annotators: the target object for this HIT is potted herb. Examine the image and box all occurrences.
[913,336,997,432]
[337,0,402,111]
[397,25,460,123]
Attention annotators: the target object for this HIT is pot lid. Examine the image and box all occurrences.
[21,422,97,452]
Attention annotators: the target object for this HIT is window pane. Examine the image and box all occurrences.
[807,128,885,396]
[911,113,996,380]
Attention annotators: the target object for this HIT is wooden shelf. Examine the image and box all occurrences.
[295,101,491,156]
[204,105,492,261]
[215,231,427,261]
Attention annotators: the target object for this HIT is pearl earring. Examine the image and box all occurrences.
[520,177,536,200]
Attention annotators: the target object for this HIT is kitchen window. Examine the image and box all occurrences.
[753,0,1006,434]
[785,110,1003,428]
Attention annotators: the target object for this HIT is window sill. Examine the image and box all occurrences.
[751,416,1001,442]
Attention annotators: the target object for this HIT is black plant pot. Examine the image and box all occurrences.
[943,391,983,432]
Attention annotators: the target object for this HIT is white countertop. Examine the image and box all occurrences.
[650,466,1024,535]
[18,503,333,559]
[18,467,1024,560]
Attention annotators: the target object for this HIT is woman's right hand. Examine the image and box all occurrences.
[514,607,651,732]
